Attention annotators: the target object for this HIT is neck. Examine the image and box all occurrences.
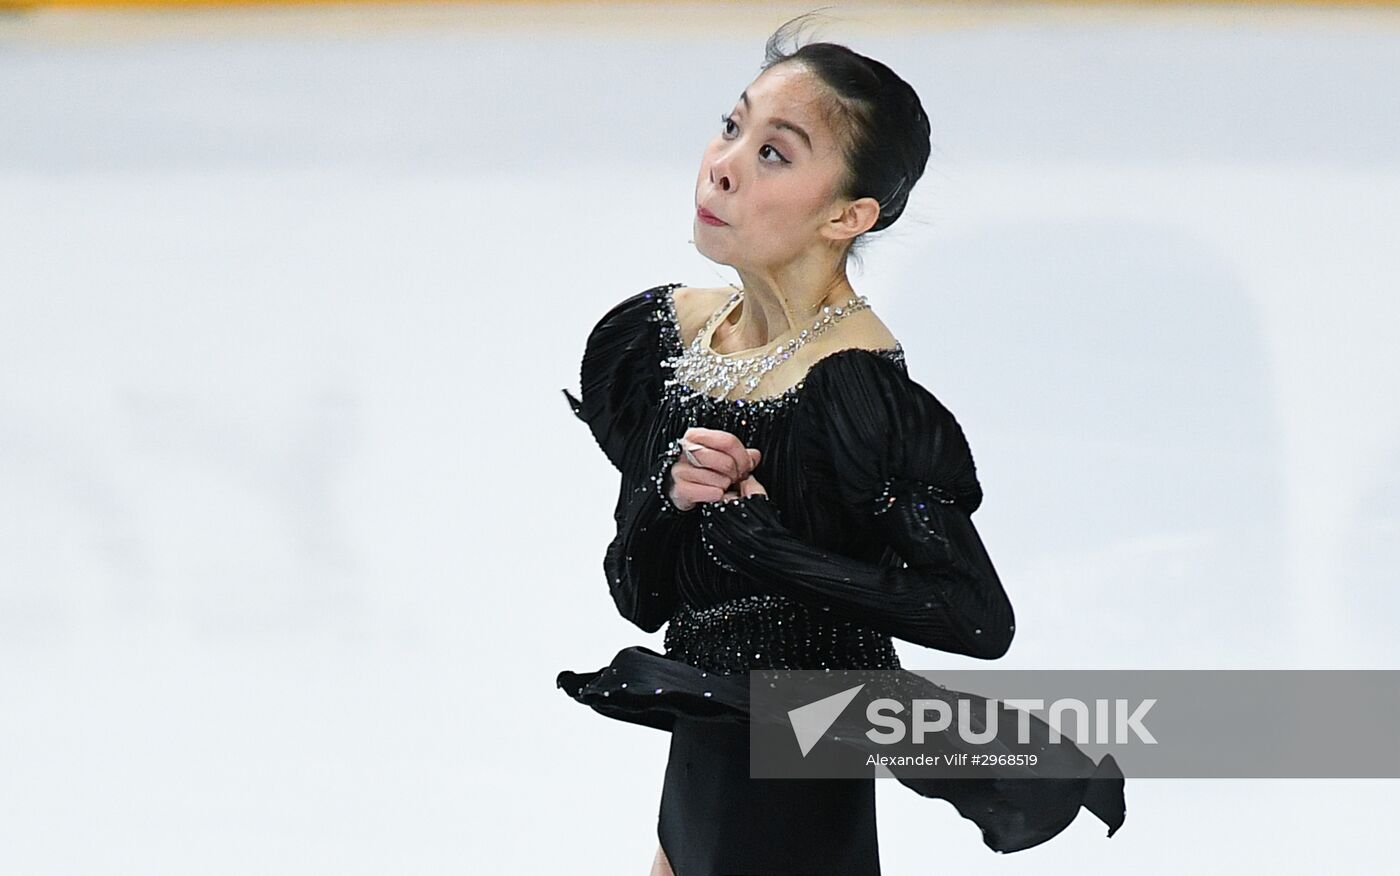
[715,268,856,354]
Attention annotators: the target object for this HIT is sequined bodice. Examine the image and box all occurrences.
[645,284,907,676]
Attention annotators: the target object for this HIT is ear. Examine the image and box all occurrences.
[822,195,881,244]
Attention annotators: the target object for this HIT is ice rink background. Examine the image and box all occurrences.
[1,1,1398,872]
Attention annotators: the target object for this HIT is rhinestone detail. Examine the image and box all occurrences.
[664,592,902,676]
[652,284,904,415]
[869,475,957,557]
[662,286,871,402]
[872,476,957,517]
[650,436,688,514]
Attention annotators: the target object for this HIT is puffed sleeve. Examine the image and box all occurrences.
[561,285,693,632]
[696,350,1015,658]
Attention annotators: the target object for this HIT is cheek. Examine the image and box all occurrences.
[759,178,826,229]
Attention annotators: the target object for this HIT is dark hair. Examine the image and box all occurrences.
[760,11,932,266]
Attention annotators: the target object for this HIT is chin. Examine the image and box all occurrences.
[691,227,726,262]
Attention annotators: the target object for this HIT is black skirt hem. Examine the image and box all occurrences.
[557,644,1126,855]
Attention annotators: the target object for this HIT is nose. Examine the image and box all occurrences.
[709,152,734,192]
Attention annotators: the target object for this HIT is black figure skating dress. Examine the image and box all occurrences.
[557,283,1125,875]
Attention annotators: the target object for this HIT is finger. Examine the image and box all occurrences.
[683,429,760,482]
[683,428,750,481]
[739,476,767,498]
[678,439,723,475]
[682,440,740,483]
[745,447,761,477]
[676,463,732,491]
[678,482,729,506]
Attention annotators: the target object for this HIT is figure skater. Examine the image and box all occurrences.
[559,14,1125,875]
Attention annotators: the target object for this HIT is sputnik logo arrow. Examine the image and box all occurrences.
[787,683,866,757]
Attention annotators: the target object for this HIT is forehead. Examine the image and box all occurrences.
[737,65,835,144]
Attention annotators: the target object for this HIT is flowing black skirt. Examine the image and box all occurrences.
[658,716,880,876]
[558,645,1125,858]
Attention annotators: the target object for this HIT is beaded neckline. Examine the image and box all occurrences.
[653,282,904,413]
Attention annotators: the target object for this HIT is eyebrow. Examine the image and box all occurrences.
[739,90,812,151]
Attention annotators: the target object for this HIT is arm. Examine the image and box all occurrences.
[701,346,1017,658]
[561,284,694,632]
[696,482,1014,658]
[600,437,694,632]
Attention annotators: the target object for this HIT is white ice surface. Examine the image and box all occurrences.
[1,4,1397,873]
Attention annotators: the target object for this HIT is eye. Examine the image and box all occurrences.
[716,113,795,164]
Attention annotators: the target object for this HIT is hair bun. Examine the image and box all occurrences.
[762,12,934,258]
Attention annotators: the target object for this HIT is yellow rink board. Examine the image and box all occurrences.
[5,0,1400,8]
[3,0,1399,45]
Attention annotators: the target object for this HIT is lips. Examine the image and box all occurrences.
[696,206,727,226]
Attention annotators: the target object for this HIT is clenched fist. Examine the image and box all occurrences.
[665,426,768,512]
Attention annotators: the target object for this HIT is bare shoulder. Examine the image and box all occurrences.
[671,286,734,348]
[803,300,900,360]
[835,304,900,352]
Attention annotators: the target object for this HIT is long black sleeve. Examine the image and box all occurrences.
[564,284,690,632]
[695,347,1014,658]
[599,437,694,632]
[697,485,1012,657]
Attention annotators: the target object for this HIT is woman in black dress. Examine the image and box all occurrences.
[558,20,1125,876]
